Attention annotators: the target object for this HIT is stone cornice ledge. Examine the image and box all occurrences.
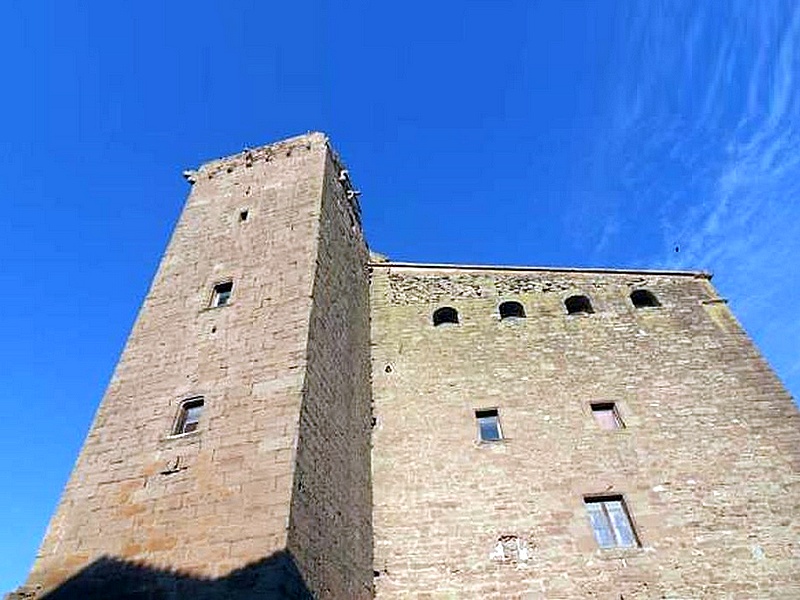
[368,260,712,279]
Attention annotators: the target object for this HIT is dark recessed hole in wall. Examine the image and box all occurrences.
[433,306,459,326]
[499,301,526,320]
[631,289,660,308]
[385,364,393,373]
[239,209,249,222]
[226,166,234,173]
[565,295,594,315]
[211,326,217,333]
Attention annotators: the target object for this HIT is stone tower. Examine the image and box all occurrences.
[18,133,373,599]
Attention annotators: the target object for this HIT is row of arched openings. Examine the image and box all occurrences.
[432,289,660,326]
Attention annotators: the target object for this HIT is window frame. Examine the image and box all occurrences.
[475,408,503,442]
[172,397,205,436]
[590,402,625,430]
[210,280,233,308]
[584,495,640,549]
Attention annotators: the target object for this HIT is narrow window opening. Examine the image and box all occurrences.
[499,301,526,320]
[432,306,459,326]
[211,281,233,308]
[174,398,204,435]
[565,295,594,315]
[475,408,503,442]
[591,402,624,430]
[239,209,249,222]
[630,289,660,308]
[584,495,639,548]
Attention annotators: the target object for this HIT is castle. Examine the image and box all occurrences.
[11,133,800,599]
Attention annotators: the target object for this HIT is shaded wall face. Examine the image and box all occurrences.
[27,134,330,594]
[370,268,800,599]
[287,152,373,599]
[27,553,313,600]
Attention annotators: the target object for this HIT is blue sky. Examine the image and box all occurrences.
[1,0,798,592]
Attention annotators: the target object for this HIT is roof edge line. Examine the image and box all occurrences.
[368,261,712,279]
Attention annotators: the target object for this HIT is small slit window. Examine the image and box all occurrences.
[475,408,502,442]
[591,402,624,430]
[211,281,233,308]
[499,301,526,320]
[584,495,639,549]
[565,295,594,315]
[630,289,660,308]
[174,398,204,435]
[432,306,459,326]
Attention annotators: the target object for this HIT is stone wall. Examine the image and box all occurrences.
[370,264,800,599]
[287,147,373,599]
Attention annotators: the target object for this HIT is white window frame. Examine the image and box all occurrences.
[475,408,503,442]
[584,495,639,549]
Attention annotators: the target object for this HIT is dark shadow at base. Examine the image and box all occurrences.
[11,550,313,600]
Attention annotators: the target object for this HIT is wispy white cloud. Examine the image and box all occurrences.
[574,1,800,397]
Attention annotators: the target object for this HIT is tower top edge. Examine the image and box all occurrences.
[183,132,331,181]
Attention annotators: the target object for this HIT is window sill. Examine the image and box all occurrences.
[201,302,234,313]
[476,438,509,446]
[594,546,645,560]
[162,430,201,442]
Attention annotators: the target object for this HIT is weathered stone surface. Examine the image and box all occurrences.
[370,265,800,598]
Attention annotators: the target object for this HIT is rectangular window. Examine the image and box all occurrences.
[591,402,624,430]
[475,408,502,442]
[584,496,639,548]
[174,398,204,434]
[211,281,233,307]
